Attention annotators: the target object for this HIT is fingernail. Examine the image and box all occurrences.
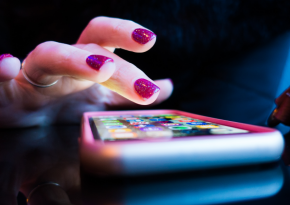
[134,78,160,100]
[0,53,13,61]
[132,28,156,44]
[86,55,114,70]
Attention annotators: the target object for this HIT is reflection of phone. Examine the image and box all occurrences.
[82,165,283,205]
[80,110,284,175]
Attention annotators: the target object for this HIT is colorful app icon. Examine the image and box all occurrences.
[164,116,181,118]
[196,125,219,129]
[103,122,123,126]
[134,124,155,128]
[108,129,132,133]
[111,132,137,139]
[126,119,144,122]
[178,120,196,122]
[100,118,118,121]
[171,118,191,120]
[186,122,207,125]
[168,126,192,130]
[149,118,167,121]
[123,117,139,120]
[139,115,154,117]
[155,121,173,123]
[161,123,182,126]
[130,122,149,125]
[106,125,127,129]
[140,127,163,132]
[101,120,120,123]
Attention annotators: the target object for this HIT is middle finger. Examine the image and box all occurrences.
[78,43,161,105]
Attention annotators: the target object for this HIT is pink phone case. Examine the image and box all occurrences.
[80,110,284,175]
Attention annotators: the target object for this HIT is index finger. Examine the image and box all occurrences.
[77,16,156,53]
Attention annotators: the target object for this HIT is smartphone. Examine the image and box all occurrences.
[80,110,284,175]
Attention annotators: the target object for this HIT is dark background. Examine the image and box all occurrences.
[1,0,290,126]
[1,1,290,203]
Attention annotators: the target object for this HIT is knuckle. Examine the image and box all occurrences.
[119,62,135,71]
[88,17,135,34]
[30,41,57,63]
[35,41,58,51]
[112,22,123,35]
[32,41,70,66]
[88,16,107,28]
[51,47,71,66]
[116,62,138,78]
[82,43,99,50]
[111,19,133,36]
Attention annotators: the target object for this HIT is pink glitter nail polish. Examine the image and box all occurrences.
[132,28,156,44]
[0,53,13,61]
[134,78,160,100]
[86,55,114,70]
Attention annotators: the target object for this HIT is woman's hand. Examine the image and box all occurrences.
[0,17,173,127]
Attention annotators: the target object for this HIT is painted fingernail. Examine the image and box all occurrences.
[132,28,156,44]
[86,55,114,70]
[0,53,13,61]
[134,78,160,100]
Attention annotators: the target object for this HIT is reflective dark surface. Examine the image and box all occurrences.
[0,126,290,204]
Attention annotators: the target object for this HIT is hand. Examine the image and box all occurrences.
[0,17,173,127]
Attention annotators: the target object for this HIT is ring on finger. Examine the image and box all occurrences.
[21,60,59,88]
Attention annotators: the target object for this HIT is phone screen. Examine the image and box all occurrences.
[91,114,249,141]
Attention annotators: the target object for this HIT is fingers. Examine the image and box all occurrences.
[77,16,156,53]
[16,41,162,105]
[80,43,162,105]
[16,41,116,86]
[0,54,20,82]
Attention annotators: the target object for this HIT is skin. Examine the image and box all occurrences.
[0,17,173,128]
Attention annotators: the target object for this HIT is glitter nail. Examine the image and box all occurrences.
[86,55,114,70]
[134,78,160,100]
[132,28,156,44]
